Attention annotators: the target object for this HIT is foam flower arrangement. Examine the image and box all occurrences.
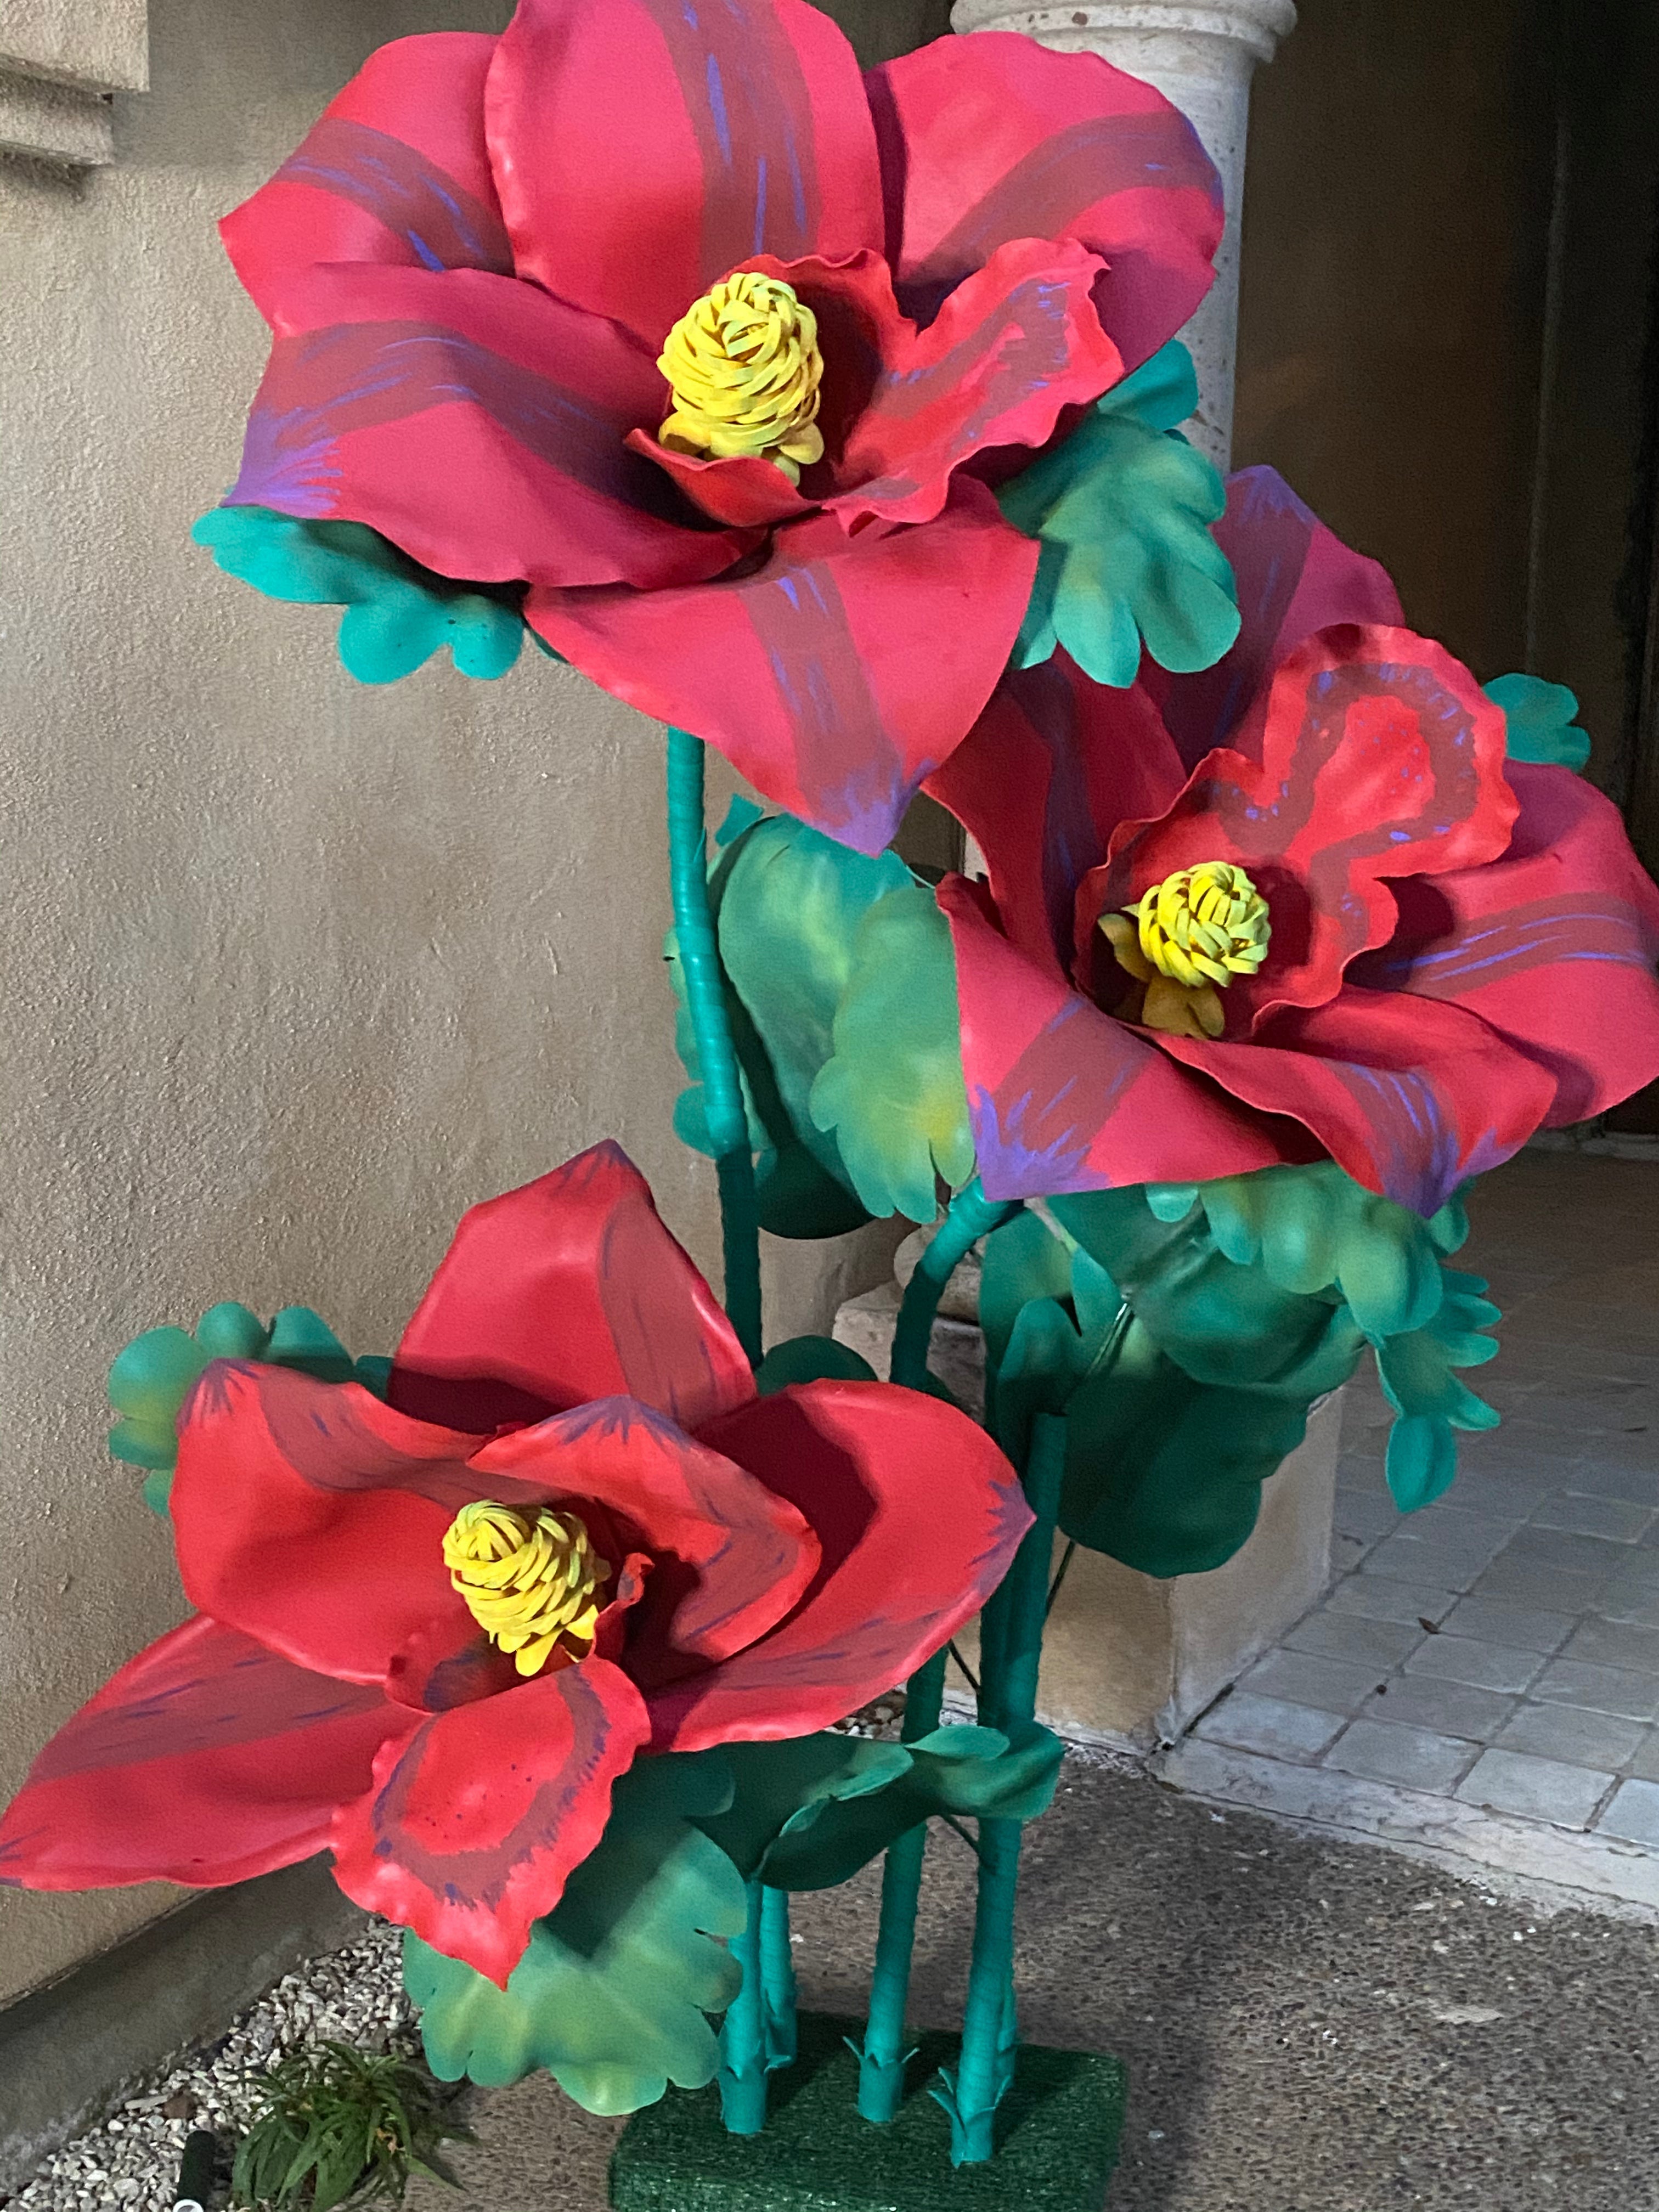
[192,0,1228,853]
[0,1145,1028,1990]
[930,466,1659,1217]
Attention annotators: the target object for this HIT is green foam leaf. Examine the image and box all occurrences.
[998,342,1241,687]
[193,506,524,685]
[1483,673,1591,774]
[670,814,973,1233]
[407,1752,747,2115]
[696,1726,1064,1894]
[753,1336,878,1395]
[808,882,975,1222]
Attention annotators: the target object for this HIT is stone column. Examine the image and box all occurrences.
[950,0,1296,467]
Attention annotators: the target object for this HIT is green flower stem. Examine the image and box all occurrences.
[759,1885,798,2073]
[665,727,763,1367]
[940,1411,1067,2166]
[857,1181,1018,2123]
[718,1877,770,2136]
[890,1180,1015,1390]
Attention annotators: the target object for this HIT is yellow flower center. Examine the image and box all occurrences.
[442,1501,611,1679]
[1099,861,1271,1041]
[658,272,826,484]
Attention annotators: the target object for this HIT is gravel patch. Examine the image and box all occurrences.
[7,1925,413,2211]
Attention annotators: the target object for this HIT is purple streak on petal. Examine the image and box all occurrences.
[272,117,513,275]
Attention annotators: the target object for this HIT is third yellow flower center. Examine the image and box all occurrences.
[442,1500,611,1679]
[1099,861,1271,1041]
[658,272,826,484]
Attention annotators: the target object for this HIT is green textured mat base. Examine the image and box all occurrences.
[608,2012,1127,2210]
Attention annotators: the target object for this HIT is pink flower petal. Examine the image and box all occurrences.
[528,482,1039,855]
[222,35,512,324]
[0,1617,402,1891]
[644,1381,1030,1752]
[329,1652,650,1986]
[485,0,883,352]
[390,1143,755,1437]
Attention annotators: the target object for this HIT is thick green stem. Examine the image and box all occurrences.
[665,726,763,1367]
[718,1877,770,2136]
[939,1412,1067,2165]
[759,1885,798,2073]
[857,1181,1018,2124]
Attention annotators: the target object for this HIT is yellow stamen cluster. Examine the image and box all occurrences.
[658,273,826,484]
[1099,861,1271,1041]
[442,1501,611,1679]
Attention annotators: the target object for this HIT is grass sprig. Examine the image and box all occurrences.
[230,2040,471,2211]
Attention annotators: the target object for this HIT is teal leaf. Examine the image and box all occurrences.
[1483,673,1591,774]
[1059,1316,1317,1575]
[1375,1267,1503,1510]
[997,342,1241,687]
[695,1726,1064,1894]
[808,882,975,1222]
[193,506,524,685]
[407,1752,747,2115]
[753,1336,878,1395]
[108,1328,211,1476]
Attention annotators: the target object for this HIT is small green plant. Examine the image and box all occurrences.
[230,2041,472,2211]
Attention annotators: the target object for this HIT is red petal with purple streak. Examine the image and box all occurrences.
[1084,626,1517,1030]
[222,35,512,326]
[329,1651,650,1985]
[642,1381,1030,1753]
[866,32,1221,373]
[527,481,1039,856]
[471,1397,821,1682]
[829,237,1120,527]
[941,873,1307,1201]
[390,1143,755,1437]
[0,1617,404,1891]
[1354,764,1659,1126]
[172,1364,489,1689]
[231,263,751,590]
[1143,466,1405,774]
[484,0,883,353]
[1152,989,1557,1217]
[927,653,1188,977]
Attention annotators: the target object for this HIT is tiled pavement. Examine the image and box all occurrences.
[1176,1147,1659,1874]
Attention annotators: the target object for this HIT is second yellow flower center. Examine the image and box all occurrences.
[658,272,826,484]
[442,1501,611,1679]
[1099,861,1271,1041]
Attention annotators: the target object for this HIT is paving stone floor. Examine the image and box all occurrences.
[1193,1148,1659,1851]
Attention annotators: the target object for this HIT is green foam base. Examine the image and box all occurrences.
[608,2013,1127,2210]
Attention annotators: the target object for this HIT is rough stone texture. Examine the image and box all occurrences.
[951,1,1298,466]
[0,0,894,2018]
[0,69,114,162]
[0,1859,365,2194]
[398,1752,1659,2212]
[0,0,148,92]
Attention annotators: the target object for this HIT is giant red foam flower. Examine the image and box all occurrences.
[930,467,1659,1216]
[215,0,1222,853]
[0,1145,1028,1985]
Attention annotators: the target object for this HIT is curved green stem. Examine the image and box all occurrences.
[856,1181,1018,2123]
[665,727,763,1367]
[936,1412,1068,2165]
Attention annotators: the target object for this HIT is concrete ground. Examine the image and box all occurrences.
[408,1749,1659,2212]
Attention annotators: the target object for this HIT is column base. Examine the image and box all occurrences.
[609,2013,1127,2210]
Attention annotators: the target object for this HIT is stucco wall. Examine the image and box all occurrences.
[0,0,900,2012]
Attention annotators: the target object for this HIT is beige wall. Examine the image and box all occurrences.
[0,0,897,2011]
